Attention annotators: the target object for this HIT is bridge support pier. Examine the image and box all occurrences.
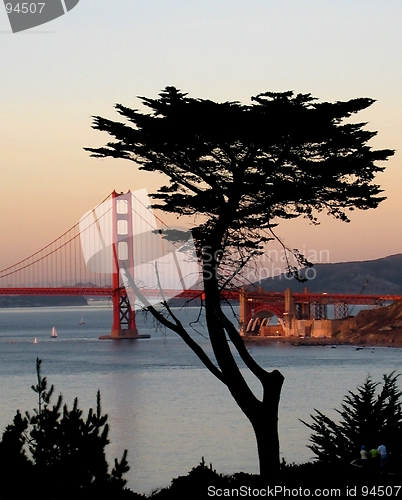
[105,329,150,340]
[99,291,150,340]
[100,331,150,340]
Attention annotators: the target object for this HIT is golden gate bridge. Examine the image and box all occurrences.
[0,190,206,339]
[1,190,401,339]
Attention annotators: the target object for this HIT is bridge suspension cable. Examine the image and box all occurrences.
[0,190,201,293]
[0,193,113,289]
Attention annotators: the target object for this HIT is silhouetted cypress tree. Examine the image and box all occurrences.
[86,87,394,474]
[301,372,402,463]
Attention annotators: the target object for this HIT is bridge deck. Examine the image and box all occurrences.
[1,288,401,304]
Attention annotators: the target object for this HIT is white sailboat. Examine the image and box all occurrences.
[51,327,57,339]
[34,337,38,344]
[79,315,85,325]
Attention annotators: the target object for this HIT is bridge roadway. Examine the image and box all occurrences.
[1,288,402,305]
[0,287,236,300]
[0,287,199,298]
[240,290,402,305]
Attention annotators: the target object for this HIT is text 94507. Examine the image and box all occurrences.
[5,3,45,14]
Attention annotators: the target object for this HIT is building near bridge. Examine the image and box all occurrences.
[239,288,397,339]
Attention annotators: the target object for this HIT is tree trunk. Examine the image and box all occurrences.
[252,418,281,476]
[238,368,284,476]
[202,239,285,475]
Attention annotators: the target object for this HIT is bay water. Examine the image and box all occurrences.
[0,303,401,494]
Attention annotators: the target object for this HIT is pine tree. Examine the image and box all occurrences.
[0,358,138,499]
[301,372,402,463]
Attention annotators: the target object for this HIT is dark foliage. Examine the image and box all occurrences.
[86,86,393,261]
[0,358,141,500]
[148,458,402,499]
[301,372,402,463]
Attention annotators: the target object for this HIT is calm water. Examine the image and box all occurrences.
[0,303,401,494]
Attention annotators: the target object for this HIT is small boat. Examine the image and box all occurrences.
[79,315,85,325]
[34,337,38,344]
[51,327,57,339]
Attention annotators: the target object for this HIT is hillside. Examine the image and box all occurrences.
[259,253,402,294]
[333,300,402,346]
[0,296,88,308]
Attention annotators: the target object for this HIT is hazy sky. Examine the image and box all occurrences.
[1,0,401,271]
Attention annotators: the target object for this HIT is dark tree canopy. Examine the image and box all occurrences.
[86,86,393,254]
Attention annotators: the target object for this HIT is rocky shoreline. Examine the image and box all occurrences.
[244,335,402,348]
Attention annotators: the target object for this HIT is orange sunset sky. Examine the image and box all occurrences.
[1,1,401,271]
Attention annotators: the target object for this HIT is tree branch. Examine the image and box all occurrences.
[119,265,226,383]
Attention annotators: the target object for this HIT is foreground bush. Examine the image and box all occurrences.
[148,459,402,499]
[301,372,402,463]
[0,358,142,499]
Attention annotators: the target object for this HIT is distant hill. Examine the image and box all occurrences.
[0,295,88,308]
[258,254,402,295]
